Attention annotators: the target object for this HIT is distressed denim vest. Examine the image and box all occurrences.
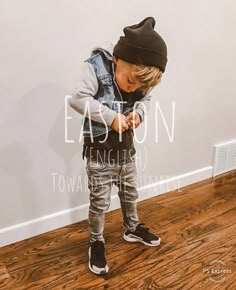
[82,48,145,138]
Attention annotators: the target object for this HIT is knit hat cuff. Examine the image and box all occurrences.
[113,41,167,72]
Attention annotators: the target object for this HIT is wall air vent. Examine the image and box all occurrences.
[212,140,236,177]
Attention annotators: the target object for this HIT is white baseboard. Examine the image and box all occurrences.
[0,166,213,248]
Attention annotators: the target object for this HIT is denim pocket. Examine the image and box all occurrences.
[99,75,113,86]
[86,159,107,170]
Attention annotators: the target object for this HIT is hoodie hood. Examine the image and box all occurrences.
[91,41,114,57]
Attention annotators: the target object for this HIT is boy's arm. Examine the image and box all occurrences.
[69,61,116,126]
[134,89,153,123]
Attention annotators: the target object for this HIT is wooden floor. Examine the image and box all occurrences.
[0,170,235,290]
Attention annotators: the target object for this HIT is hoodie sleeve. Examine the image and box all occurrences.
[134,89,152,123]
[69,61,117,127]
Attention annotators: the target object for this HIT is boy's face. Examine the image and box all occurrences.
[113,57,142,93]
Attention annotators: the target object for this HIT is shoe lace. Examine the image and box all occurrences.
[92,241,105,260]
[137,223,150,233]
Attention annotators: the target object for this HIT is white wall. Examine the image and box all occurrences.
[0,0,235,246]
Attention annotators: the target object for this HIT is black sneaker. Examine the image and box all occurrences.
[88,240,109,275]
[123,223,161,247]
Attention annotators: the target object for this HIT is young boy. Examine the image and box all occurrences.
[69,16,167,275]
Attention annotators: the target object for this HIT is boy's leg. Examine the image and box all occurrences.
[86,158,113,275]
[116,157,140,232]
[117,157,161,247]
[86,158,113,243]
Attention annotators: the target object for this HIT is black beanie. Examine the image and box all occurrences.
[113,17,168,72]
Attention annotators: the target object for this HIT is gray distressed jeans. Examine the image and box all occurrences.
[85,155,139,243]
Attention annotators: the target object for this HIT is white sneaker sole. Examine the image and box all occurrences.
[88,247,109,275]
[123,233,161,247]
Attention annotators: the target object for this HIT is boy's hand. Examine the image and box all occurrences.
[111,113,129,133]
[126,112,141,129]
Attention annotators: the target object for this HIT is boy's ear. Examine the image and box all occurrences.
[112,56,118,64]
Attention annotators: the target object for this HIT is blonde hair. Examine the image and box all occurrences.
[131,64,162,94]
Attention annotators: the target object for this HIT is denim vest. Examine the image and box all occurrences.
[82,48,145,138]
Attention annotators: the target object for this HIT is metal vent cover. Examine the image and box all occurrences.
[212,140,236,177]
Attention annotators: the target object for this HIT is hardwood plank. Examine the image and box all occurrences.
[0,264,9,281]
